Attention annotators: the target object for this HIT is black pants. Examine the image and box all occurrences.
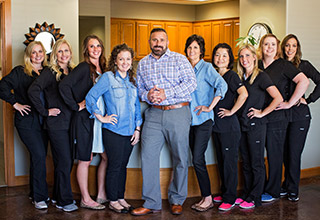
[239,124,266,207]
[103,129,133,201]
[17,127,48,202]
[48,129,74,206]
[283,119,310,195]
[213,131,241,204]
[189,119,213,197]
[264,120,288,198]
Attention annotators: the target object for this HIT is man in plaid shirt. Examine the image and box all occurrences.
[132,28,197,216]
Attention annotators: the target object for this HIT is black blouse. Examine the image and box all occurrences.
[288,60,320,122]
[0,65,42,129]
[259,58,300,122]
[238,71,274,131]
[59,62,94,111]
[28,67,72,130]
[213,70,243,133]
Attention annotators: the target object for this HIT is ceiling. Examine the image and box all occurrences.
[121,0,231,6]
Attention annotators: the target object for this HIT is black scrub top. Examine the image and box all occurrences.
[28,67,72,130]
[0,65,42,129]
[258,58,300,122]
[288,60,320,122]
[238,71,274,131]
[213,70,243,133]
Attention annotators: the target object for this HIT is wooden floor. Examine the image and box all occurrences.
[0,176,320,220]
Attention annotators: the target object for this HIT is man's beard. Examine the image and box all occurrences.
[151,46,167,57]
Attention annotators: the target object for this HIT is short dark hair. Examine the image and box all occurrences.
[184,34,205,59]
[150,28,167,38]
[212,43,234,70]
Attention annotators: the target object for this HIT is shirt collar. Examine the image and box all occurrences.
[149,48,171,60]
[194,59,205,72]
[116,71,129,80]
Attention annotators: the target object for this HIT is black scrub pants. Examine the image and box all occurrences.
[239,124,266,207]
[48,129,74,206]
[283,119,310,195]
[213,131,240,204]
[103,129,133,202]
[264,120,289,198]
[189,119,213,197]
[17,127,48,202]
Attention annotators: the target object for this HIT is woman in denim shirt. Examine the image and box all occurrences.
[184,34,227,212]
[86,43,142,214]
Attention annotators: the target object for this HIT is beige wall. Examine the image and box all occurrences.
[11,0,79,175]
[239,0,286,39]
[12,0,79,65]
[79,0,111,56]
[286,0,320,169]
[111,0,195,21]
[195,0,239,21]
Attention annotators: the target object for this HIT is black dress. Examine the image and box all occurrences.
[59,62,94,161]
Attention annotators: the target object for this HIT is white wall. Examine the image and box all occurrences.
[239,0,286,39]
[287,0,320,169]
[195,0,239,21]
[111,0,195,21]
[11,0,79,175]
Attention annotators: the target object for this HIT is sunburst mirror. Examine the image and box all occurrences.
[23,22,65,54]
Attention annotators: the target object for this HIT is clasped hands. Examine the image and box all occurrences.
[147,85,166,104]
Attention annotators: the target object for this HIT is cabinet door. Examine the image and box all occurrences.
[212,21,222,53]
[120,20,135,50]
[111,19,121,51]
[136,21,150,59]
[165,22,179,53]
[222,20,233,49]
[178,22,193,55]
[233,19,240,56]
[150,21,165,29]
[193,22,212,60]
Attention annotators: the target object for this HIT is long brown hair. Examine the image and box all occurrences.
[107,43,136,85]
[24,41,47,76]
[280,34,302,68]
[237,44,260,85]
[49,39,75,81]
[82,35,107,82]
[258,33,281,60]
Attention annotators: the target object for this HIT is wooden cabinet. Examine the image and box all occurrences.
[111,19,135,52]
[194,22,212,60]
[110,18,239,61]
[136,21,150,59]
[165,22,179,53]
[178,23,193,55]
[233,19,240,57]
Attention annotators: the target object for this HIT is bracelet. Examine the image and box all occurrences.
[135,128,141,132]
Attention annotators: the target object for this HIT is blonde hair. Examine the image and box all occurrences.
[24,41,47,76]
[49,39,75,81]
[257,33,281,60]
[237,44,260,85]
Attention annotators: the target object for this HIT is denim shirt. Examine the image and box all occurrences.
[86,71,142,136]
[190,59,228,126]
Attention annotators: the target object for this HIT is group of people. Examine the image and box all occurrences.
[0,27,318,215]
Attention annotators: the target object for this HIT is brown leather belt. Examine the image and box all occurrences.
[152,102,189,110]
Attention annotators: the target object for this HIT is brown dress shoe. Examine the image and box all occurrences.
[171,204,183,215]
[131,207,160,216]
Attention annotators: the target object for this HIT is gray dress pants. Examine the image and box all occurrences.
[141,105,191,210]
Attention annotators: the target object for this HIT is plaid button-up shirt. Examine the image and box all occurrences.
[137,49,197,105]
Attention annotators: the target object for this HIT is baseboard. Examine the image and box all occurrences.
[69,164,320,199]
